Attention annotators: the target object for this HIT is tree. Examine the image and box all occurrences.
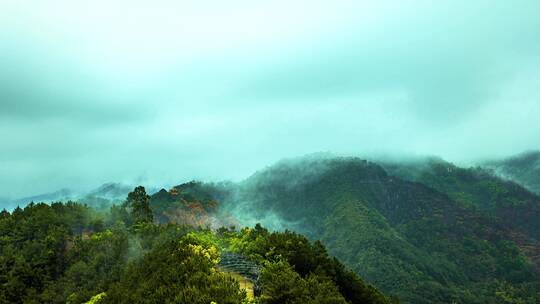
[259,259,348,304]
[124,186,153,224]
[105,235,246,304]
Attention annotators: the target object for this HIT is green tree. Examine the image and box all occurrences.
[124,186,153,224]
[259,259,348,304]
[105,235,246,304]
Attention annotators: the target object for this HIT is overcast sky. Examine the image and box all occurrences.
[1,1,540,198]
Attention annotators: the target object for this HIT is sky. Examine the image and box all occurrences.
[1,0,540,198]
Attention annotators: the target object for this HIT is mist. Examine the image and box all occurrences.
[1,1,540,200]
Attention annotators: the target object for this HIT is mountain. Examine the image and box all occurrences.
[482,151,540,195]
[10,188,74,207]
[3,154,540,303]
[79,182,136,209]
[3,182,138,211]
[85,182,134,200]
[215,156,540,303]
[381,157,540,241]
[149,181,232,228]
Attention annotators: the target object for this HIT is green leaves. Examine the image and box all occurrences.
[105,234,246,304]
[124,186,153,225]
[259,259,348,304]
[0,198,393,304]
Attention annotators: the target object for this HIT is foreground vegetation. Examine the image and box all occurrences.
[0,187,391,304]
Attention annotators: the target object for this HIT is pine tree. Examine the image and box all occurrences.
[124,186,153,224]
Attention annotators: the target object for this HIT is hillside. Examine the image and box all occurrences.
[217,157,540,303]
[482,151,540,195]
[3,155,540,303]
[0,191,391,304]
[382,158,540,242]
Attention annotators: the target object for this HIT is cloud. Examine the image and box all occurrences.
[233,1,540,125]
[1,1,540,199]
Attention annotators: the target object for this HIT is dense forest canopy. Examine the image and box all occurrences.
[218,156,540,303]
[0,187,391,304]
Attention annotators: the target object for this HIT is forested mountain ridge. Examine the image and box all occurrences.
[382,157,540,249]
[216,156,540,303]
